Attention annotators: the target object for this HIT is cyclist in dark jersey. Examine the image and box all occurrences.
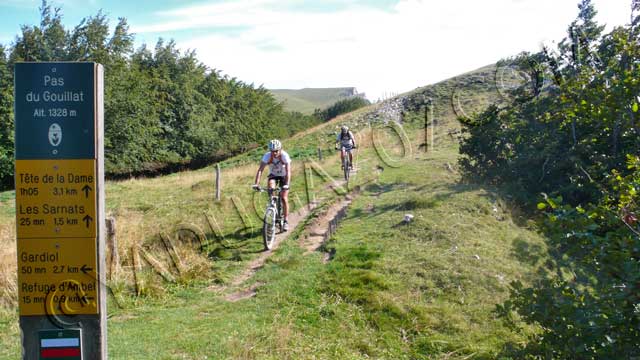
[336,125,357,170]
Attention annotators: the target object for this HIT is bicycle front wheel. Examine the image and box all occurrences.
[263,206,277,250]
[343,156,350,182]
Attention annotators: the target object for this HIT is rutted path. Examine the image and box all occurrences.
[219,200,318,302]
[299,190,358,259]
[216,178,358,302]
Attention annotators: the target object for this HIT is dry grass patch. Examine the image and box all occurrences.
[221,163,256,184]
[110,209,147,252]
[0,219,16,307]
[119,171,211,190]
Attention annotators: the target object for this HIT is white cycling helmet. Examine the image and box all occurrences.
[268,139,282,151]
[341,125,349,132]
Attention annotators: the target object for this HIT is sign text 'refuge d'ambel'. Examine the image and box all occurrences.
[17,237,98,316]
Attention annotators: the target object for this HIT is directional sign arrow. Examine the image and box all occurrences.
[83,215,93,228]
[81,264,93,275]
[81,295,95,305]
[81,185,92,198]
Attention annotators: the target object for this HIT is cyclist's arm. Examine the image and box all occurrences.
[349,131,356,147]
[254,161,267,185]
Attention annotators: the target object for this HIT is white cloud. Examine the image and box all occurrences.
[133,0,633,101]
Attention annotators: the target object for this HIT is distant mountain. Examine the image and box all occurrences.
[270,87,365,114]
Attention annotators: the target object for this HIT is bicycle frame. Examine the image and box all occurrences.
[340,147,352,182]
[267,188,284,223]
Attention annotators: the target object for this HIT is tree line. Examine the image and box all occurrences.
[459,0,639,357]
[0,2,337,190]
[313,96,370,121]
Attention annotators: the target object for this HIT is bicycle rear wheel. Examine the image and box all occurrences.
[343,155,350,182]
[263,206,277,250]
[277,197,284,231]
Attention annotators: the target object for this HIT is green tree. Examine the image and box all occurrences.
[0,46,14,189]
[313,96,370,121]
[458,1,640,357]
[68,11,110,63]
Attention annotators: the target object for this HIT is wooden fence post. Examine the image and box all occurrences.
[106,217,119,280]
[215,163,221,201]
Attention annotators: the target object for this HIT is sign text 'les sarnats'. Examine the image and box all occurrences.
[14,63,99,316]
[16,160,96,239]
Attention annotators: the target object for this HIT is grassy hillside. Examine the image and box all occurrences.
[270,87,362,114]
[0,63,552,358]
[108,138,546,359]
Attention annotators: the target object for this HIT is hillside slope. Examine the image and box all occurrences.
[270,87,363,114]
[102,137,546,359]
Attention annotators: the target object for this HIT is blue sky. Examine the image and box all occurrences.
[0,0,634,100]
[0,0,401,47]
[0,0,197,46]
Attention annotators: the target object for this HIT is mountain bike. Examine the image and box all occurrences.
[343,151,351,182]
[254,186,283,250]
[339,145,356,183]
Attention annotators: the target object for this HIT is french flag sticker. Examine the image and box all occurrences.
[39,329,82,359]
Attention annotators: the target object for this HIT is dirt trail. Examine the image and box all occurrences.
[221,202,318,301]
[218,177,358,302]
[299,192,356,258]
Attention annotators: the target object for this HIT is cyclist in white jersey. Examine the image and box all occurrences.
[336,125,357,170]
[252,139,292,231]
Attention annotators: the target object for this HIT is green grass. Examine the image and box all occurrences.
[0,190,14,219]
[317,148,545,358]
[270,87,360,114]
[1,130,549,359]
[0,63,551,358]
[130,139,545,359]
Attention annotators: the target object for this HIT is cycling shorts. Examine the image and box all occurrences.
[268,175,287,188]
[340,144,354,152]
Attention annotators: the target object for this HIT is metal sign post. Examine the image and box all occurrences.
[14,62,106,360]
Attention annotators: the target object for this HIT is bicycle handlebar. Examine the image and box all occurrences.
[253,185,281,193]
[336,145,357,150]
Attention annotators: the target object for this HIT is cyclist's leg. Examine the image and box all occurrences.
[281,190,289,222]
[340,146,346,168]
[348,147,354,168]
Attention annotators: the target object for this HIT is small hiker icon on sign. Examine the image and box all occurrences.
[48,123,62,147]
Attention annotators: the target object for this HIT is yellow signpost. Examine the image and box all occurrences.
[15,62,106,359]
[17,238,98,316]
[15,159,97,239]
